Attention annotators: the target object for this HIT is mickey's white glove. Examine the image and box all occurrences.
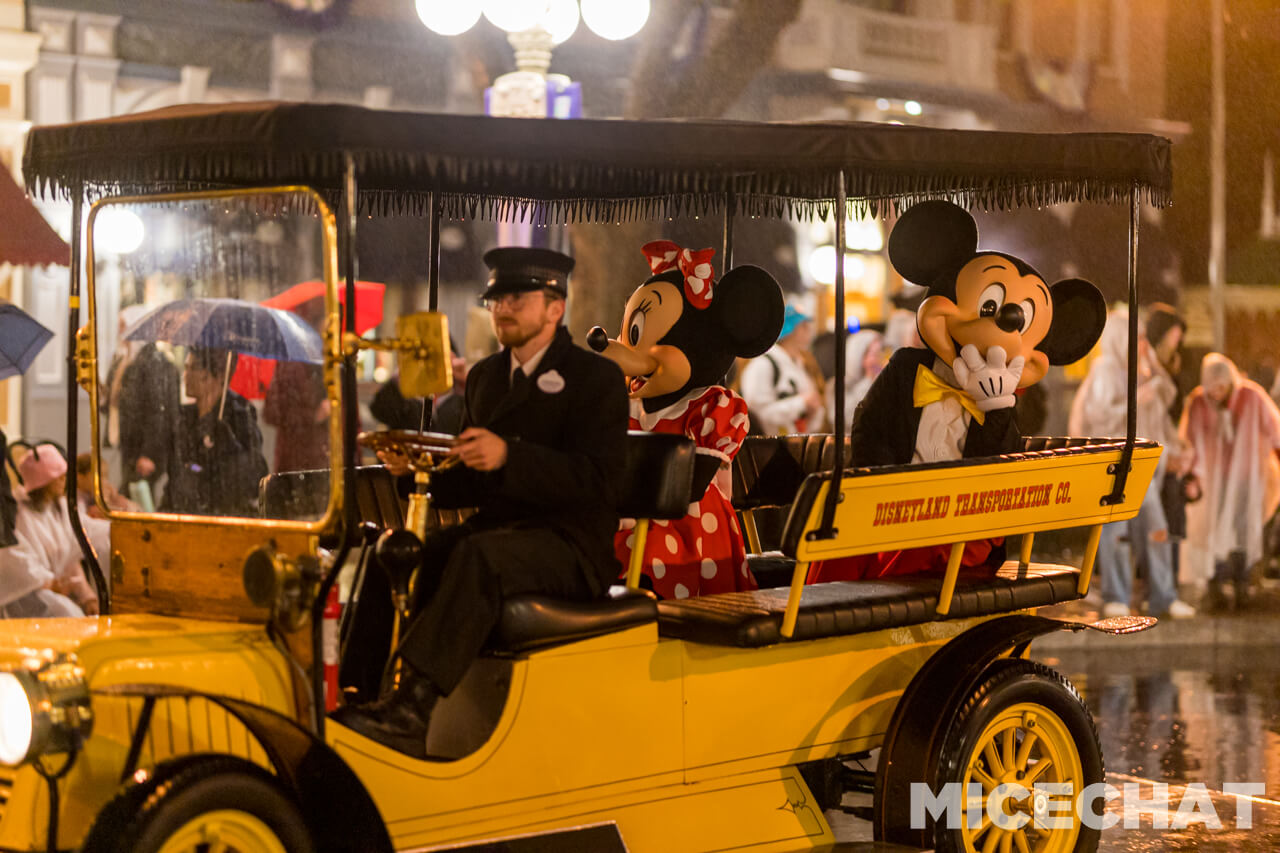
[952,344,1024,412]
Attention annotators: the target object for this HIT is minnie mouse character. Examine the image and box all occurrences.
[587,240,784,598]
[810,199,1106,581]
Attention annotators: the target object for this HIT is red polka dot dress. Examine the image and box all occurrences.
[615,386,756,599]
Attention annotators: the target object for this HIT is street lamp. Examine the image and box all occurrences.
[416,0,648,47]
[580,0,650,41]
[803,215,887,329]
[414,0,481,37]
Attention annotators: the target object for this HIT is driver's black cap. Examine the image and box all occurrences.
[482,247,575,299]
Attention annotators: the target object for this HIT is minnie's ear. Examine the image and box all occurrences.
[1039,278,1107,365]
[887,200,978,286]
[714,265,785,358]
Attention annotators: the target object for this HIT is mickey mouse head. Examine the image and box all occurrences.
[891,200,1105,395]
[588,240,784,413]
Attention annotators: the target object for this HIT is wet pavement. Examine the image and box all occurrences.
[829,621,1280,850]
[1040,643,1280,850]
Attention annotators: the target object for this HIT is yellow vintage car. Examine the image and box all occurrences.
[0,103,1172,852]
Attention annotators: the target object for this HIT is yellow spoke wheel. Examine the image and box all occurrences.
[156,809,289,853]
[960,702,1084,853]
[81,755,314,853]
[932,659,1102,853]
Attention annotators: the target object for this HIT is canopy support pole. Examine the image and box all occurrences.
[65,193,109,614]
[722,191,734,269]
[428,192,441,312]
[1104,185,1140,506]
[421,192,442,432]
[817,171,848,539]
[311,153,361,739]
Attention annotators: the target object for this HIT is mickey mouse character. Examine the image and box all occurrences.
[587,240,784,598]
[811,199,1106,581]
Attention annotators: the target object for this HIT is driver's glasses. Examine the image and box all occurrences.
[483,291,540,313]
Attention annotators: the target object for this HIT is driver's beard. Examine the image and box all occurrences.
[494,315,553,349]
[495,324,533,349]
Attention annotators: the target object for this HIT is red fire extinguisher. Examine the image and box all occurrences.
[322,583,341,711]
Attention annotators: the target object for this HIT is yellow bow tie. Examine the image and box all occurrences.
[912,364,985,425]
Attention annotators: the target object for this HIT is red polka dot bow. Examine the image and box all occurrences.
[641,240,716,309]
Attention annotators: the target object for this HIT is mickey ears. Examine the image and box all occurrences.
[1039,278,1107,365]
[887,200,979,286]
[713,265,785,359]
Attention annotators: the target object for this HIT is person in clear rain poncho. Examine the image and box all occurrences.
[1180,352,1280,610]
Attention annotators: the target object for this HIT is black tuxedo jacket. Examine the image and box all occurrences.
[850,347,1021,468]
[430,325,629,593]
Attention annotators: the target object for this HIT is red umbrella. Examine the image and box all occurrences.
[229,280,386,399]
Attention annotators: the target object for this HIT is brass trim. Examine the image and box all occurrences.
[1077,523,1104,595]
[934,541,967,616]
[779,560,811,639]
[85,186,343,534]
[625,518,651,589]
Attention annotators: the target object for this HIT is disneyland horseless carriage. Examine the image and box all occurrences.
[0,103,1169,852]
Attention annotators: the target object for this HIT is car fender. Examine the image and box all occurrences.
[872,612,1148,846]
[96,684,392,853]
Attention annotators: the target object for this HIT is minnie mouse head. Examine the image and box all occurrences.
[891,200,1106,389]
[587,240,784,413]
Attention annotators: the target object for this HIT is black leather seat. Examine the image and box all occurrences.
[731,434,850,512]
[489,431,694,653]
[730,435,850,585]
[656,562,1080,647]
[492,586,658,653]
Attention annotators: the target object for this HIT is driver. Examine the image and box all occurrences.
[333,247,629,758]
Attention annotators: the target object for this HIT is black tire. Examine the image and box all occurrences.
[81,753,316,853]
[933,659,1103,853]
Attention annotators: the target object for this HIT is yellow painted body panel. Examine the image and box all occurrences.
[326,615,995,850]
[0,616,296,851]
[795,444,1161,562]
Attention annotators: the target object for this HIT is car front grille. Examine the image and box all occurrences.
[0,767,14,825]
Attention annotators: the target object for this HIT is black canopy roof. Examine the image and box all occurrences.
[23,101,1171,222]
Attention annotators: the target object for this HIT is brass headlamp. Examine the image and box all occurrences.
[0,654,93,767]
[243,543,321,632]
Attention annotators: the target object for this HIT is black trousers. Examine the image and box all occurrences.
[397,522,595,695]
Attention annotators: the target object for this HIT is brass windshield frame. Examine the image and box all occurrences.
[84,186,342,533]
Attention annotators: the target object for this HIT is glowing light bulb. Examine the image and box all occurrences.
[581,0,650,40]
[415,0,481,35]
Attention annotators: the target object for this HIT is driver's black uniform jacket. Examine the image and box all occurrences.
[392,325,629,696]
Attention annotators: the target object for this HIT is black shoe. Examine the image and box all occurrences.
[1205,579,1232,613]
[1235,578,1252,611]
[330,671,439,760]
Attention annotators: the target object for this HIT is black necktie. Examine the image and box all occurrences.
[510,367,530,395]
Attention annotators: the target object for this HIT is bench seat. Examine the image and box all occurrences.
[656,561,1079,647]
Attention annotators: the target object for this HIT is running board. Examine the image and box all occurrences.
[1062,614,1158,634]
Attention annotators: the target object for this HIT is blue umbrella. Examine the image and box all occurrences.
[0,302,53,381]
[123,297,324,363]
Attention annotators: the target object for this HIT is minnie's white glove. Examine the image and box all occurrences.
[952,344,1024,412]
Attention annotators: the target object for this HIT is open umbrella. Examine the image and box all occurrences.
[125,297,325,419]
[229,280,385,399]
[124,297,324,363]
[0,302,54,381]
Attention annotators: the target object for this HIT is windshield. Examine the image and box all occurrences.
[90,190,338,524]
